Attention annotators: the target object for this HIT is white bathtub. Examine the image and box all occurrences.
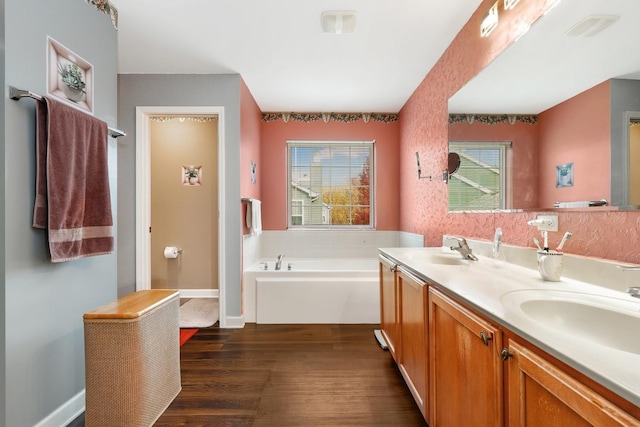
[243,258,380,324]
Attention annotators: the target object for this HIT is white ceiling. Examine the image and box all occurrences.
[448,0,640,114]
[115,0,482,113]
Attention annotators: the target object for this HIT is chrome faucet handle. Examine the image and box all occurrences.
[626,287,640,298]
[618,265,640,271]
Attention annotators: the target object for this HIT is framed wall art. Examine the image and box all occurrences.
[556,162,574,188]
[47,36,94,113]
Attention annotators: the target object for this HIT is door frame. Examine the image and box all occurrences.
[135,106,227,327]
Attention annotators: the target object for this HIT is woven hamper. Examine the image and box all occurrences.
[83,290,181,427]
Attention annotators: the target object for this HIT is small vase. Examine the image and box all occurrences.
[60,84,84,103]
[189,177,198,185]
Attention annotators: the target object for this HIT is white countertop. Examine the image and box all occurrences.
[379,246,640,408]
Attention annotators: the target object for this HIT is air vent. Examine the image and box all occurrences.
[321,11,357,34]
[565,14,619,37]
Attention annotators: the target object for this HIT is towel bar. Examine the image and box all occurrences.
[9,85,126,139]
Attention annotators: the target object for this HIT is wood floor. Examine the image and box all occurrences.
[69,324,427,426]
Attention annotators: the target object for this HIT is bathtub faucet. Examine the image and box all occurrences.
[275,254,285,270]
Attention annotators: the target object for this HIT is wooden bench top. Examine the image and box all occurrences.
[84,290,179,319]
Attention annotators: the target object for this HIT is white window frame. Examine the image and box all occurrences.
[448,141,511,211]
[291,199,304,225]
[287,140,375,229]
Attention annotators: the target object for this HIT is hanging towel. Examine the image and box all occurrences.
[245,199,262,236]
[34,96,114,262]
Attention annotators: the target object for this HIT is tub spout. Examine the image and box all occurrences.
[275,254,285,270]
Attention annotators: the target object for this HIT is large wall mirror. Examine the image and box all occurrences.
[448,0,640,212]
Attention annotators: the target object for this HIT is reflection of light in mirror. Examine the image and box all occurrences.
[504,0,521,10]
[481,2,499,37]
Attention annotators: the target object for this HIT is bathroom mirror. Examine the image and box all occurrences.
[448,152,461,175]
[448,0,640,211]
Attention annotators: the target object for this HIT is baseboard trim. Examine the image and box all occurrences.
[34,389,85,427]
[224,315,245,329]
[179,289,219,298]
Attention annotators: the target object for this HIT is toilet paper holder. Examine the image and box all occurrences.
[163,246,183,259]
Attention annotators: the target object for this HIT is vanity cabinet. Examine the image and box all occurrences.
[507,339,640,427]
[378,249,640,426]
[397,266,429,419]
[429,287,503,427]
[379,255,399,361]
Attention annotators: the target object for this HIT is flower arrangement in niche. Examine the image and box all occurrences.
[57,62,86,102]
[183,165,202,186]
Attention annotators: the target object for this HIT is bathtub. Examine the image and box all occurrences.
[243,258,380,324]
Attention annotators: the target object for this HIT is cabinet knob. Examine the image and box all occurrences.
[500,348,513,361]
[480,331,492,346]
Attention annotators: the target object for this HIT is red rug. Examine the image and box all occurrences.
[179,328,198,347]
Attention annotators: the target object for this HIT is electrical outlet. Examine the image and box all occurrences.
[537,215,558,232]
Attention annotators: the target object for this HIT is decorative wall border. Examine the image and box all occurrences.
[262,112,399,124]
[449,114,537,125]
[85,0,118,30]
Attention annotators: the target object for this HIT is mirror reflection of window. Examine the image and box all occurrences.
[448,142,511,212]
[630,120,640,206]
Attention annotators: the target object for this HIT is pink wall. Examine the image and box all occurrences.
[260,118,400,230]
[538,81,611,208]
[399,0,640,264]
[240,78,263,235]
[449,120,539,209]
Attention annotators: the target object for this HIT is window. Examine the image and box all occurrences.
[448,142,510,211]
[287,140,374,228]
[291,199,304,225]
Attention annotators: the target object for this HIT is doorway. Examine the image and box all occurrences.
[135,106,226,326]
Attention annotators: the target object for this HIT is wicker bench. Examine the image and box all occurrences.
[83,290,181,427]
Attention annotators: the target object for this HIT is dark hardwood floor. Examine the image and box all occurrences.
[69,324,427,426]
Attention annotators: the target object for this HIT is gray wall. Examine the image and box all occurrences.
[4,0,118,426]
[610,79,640,208]
[0,0,6,422]
[117,74,242,319]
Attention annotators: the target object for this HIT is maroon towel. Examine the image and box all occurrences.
[34,97,114,262]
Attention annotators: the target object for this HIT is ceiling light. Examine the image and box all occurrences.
[565,15,619,37]
[481,2,499,37]
[321,11,357,34]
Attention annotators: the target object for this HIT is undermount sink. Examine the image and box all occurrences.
[423,253,469,265]
[501,289,640,354]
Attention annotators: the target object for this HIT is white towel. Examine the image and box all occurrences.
[246,199,262,236]
[554,201,590,208]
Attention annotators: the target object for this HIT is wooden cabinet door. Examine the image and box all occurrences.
[379,255,399,360]
[507,339,640,427]
[429,288,503,427]
[398,266,429,419]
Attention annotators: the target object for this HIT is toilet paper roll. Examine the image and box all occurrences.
[163,246,180,259]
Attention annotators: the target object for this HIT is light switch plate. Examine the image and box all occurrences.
[537,215,558,232]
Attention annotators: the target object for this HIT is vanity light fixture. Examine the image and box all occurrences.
[481,2,499,37]
[321,11,357,34]
[503,0,521,10]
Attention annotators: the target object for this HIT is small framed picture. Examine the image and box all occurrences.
[47,36,94,113]
[182,165,202,186]
[556,162,574,188]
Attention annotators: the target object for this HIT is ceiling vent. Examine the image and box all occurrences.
[565,15,619,37]
[321,11,357,34]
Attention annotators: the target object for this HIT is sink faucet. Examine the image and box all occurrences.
[444,236,478,261]
[617,266,640,297]
[275,254,285,270]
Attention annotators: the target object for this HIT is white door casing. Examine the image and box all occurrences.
[135,106,227,327]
